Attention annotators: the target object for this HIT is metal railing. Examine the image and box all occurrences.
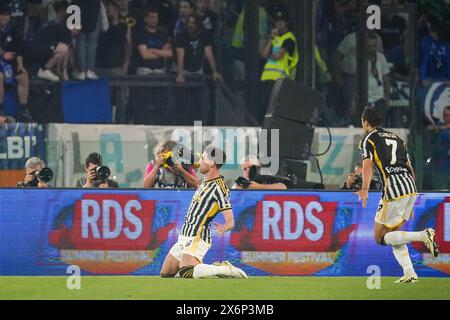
[29,75,258,126]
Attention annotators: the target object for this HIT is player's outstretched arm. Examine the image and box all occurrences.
[355,158,373,208]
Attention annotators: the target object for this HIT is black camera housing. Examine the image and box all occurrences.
[93,165,111,181]
[26,167,54,187]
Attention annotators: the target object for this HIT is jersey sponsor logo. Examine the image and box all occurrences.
[385,166,409,174]
[48,194,176,274]
[230,195,356,275]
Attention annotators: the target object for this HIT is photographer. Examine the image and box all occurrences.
[232,155,288,190]
[143,140,200,189]
[75,152,119,188]
[341,161,381,191]
[17,157,52,188]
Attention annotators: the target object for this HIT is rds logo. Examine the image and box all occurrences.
[49,194,175,274]
[230,195,356,275]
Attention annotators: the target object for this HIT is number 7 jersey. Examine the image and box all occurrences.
[359,128,417,201]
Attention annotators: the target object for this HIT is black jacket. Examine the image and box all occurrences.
[72,0,101,33]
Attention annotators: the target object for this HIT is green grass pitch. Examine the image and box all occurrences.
[1,276,449,300]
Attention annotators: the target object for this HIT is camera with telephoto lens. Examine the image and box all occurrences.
[92,165,111,181]
[353,175,363,190]
[235,165,293,189]
[162,146,200,170]
[26,167,54,187]
[353,174,382,191]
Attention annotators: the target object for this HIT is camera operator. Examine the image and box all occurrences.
[75,152,119,188]
[232,155,288,190]
[341,161,381,191]
[17,157,51,188]
[143,140,200,188]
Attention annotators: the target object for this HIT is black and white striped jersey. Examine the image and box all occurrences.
[180,176,232,243]
[359,128,417,201]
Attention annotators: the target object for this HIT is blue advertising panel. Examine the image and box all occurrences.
[0,189,448,277]
[0,123,47,170]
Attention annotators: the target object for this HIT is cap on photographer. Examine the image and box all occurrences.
[17,157,52,188]
[143,140,200,188]
[75,152,119,188]
[232,155,288,190]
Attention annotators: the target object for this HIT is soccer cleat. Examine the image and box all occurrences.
[424,228,440,257]
[395,275,419,284]
[220,261,248,279]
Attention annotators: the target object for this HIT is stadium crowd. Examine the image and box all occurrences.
[0,1,447,125]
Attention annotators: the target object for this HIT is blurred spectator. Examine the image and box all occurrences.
[195,0,218,39]
[341,161,381,190]
[0,6,32,122]
[172,0,193,41]
[425,106,450,189]
[0,0,28,36]
[377,12,407,52]
[27,0,44,32]
[130,0,173,30]
[17,157,49,188]
[266,0,289,25]
[135,7,172,75]
[367,32,391,119]
[23,0,73,82]
[75,152,119,188]
[118,0,144,34]
[72,0,102,81]
[96,1,132,77]
[259,11,298,122]
[316,0,358,66]
[331,31,384,126]
[42,0,58,22]
[232,155,287,190]
[175,14,222,83]
[0,108,15,124]
[419,18,450,87]
[143,139,200,188]
[386,30,412,82]
[231,0,269,81]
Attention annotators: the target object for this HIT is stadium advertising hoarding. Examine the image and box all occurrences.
[0,123,46,187]
[47,124,409,188]
[0,189,448,277]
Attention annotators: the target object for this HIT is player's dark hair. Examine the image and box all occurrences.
[362,106,383,128]
[53,0,69,13]
[86,152,103,168]
[205,145,226,169]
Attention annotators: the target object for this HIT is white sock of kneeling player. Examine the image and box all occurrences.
[384,231,425,245]
[392,245,416,276]
[193,264,231,279]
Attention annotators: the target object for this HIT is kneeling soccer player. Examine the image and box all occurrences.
[160,145,247,279]
[356,106,439,283]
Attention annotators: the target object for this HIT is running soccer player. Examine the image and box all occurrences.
[160,145,247,279]
[356,106,439,283]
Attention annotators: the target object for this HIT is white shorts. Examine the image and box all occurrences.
[168,235,211,263]
[375,195,417,228]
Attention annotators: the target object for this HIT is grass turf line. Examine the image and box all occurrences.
[0,276,449,300]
